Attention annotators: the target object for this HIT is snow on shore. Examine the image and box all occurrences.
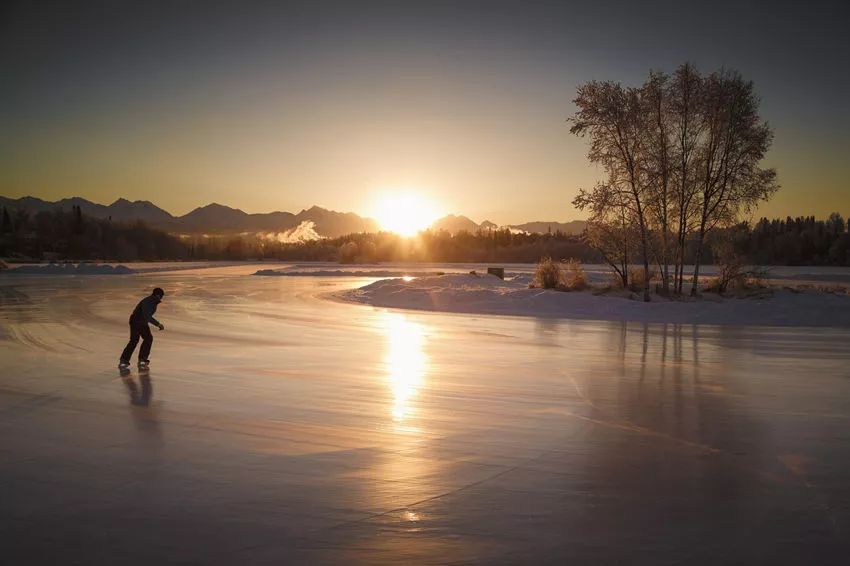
[342,273,850,328]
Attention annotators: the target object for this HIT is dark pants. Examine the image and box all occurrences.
[120,322,153,363]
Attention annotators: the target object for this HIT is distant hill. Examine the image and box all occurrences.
[104,198,175,224]
[427,215,586,235]
[430,214,481,234]
[0,195,585,238]
[175,203,296,233]
[0,196,378,238]
[508,220,587,235]
[0,196,175,225]
[294,205,378,237]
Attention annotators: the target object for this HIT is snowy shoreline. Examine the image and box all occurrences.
[339,273,850,328]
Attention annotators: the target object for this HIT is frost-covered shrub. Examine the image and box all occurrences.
[707,242,770,296]
[563,259,588,291]
[533,257,562,289]
[628,266,657,293]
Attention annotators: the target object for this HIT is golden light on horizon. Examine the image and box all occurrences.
[373,192,441,237]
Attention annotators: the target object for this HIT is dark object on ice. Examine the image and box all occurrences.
[120,288,165,365]
[487,267,505,280]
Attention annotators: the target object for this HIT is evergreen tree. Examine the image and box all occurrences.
[1,206,11,233]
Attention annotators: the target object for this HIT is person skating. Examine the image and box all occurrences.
[119,287,165,369]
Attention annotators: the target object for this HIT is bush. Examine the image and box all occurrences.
[532,257,589,291]
[562,259,588,291]
[708,242,770,296]
[628,266,657,293]
[533,257,562,289]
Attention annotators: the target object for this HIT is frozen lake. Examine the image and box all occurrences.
[2,264,849,564]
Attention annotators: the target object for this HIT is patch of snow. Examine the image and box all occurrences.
[341,273,850,328]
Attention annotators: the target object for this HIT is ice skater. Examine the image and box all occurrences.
[119,287,165,369]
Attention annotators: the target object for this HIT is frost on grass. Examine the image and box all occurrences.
[531,257,588,291]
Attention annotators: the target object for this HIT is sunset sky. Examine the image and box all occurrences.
[2,0,848,224]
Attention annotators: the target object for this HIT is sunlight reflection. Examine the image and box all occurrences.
[381,312,428,423]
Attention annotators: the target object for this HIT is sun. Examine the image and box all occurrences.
[373,192,441,237]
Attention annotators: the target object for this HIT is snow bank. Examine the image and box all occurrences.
[342,273,850,328]
[4,263,135,275]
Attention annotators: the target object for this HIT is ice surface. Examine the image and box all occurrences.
[2,261,259,275]
[255,269,457,277]
[5,262,136,275]
[1,264,850,564]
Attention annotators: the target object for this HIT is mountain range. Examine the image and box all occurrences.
[0,196,585,237]
[430,214,585,236]
[0,196,378,238]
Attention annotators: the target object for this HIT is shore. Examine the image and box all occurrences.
[341,272,850,328]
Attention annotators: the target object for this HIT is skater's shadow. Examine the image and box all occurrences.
[120,368,153,407]
[119,368,163,447]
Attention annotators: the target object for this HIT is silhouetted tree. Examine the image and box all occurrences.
[570,63,778,297]
[668,63,704,293]
[1,206,11,233]
[72,205,84,235]
[826,212,845,236]
[571,81,653,301]
[688,69,777,295]
[574,182,635,288]
[641,70,674,294]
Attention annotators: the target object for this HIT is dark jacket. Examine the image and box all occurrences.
[129,295,162,327]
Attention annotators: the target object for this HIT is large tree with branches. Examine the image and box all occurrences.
[688,68,778,295]
[570,63,777,298]
[570,81,654,301]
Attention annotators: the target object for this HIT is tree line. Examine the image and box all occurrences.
[2,205,848,266]
[571,63,778,300]
[727,214,850,266]
[0,206,187,261]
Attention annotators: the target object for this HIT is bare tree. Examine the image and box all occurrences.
[574,180,636,288]
[640,70,674,295]
[570,63,777,299]
[570,82,653,301]
[668,63,705,294]
[689,70,778,295]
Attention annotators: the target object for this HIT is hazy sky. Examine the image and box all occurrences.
[2,0,848,223]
